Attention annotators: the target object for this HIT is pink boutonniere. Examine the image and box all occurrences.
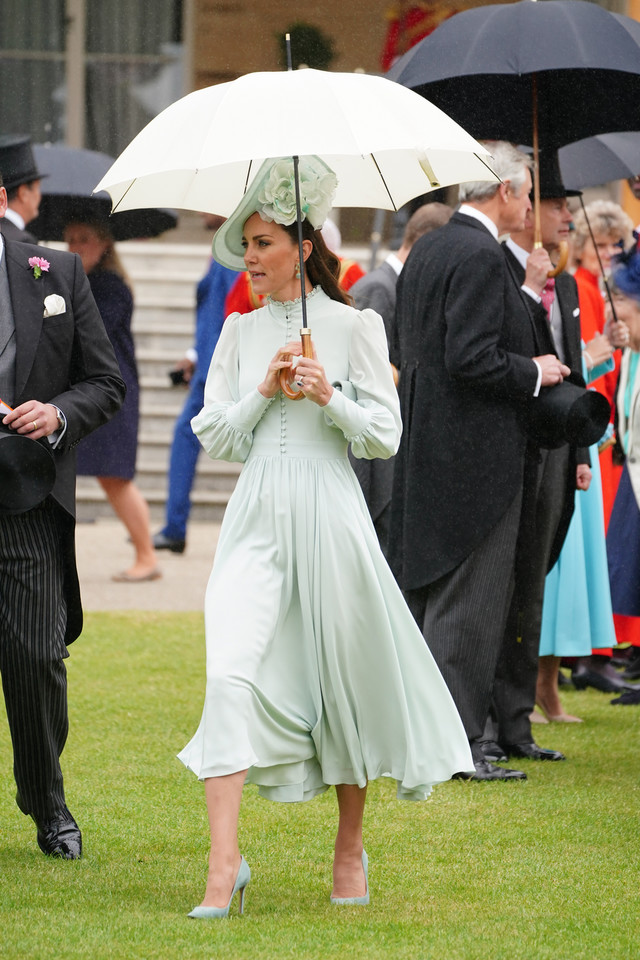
[28,256,50,279]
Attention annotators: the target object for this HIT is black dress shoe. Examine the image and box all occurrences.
[610,687,640,705]
[620,649,640,680]
[152,531,186,554]
[572,666,636,693]
[34,808,82,859]
[506,741,565,761]
[479,740,508,763]
[453,760,527,781]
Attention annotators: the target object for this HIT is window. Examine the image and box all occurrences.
[0,0,184,156]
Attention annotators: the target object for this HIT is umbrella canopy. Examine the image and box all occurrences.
[29,144,177,242]
[559,132,640,191]
[387,0,640,149]
[94,68,498,217]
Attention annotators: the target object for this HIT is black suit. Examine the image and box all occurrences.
[349,259,401,554]
[389,211,549,757]
[491,246,586,746]
[1,215,37,244]
[0,237,125,822]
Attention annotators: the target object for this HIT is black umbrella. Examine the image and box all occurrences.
[387,0,640,150]
[559,131,640,191]
[28,144,177,242]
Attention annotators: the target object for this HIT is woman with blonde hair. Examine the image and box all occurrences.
[64,218,160,582]
[569,200,637,685]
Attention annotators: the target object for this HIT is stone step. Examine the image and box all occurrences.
[76,482,230,524]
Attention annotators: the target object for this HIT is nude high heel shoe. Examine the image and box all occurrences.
[188,856,251,919]
[331,850,369,906]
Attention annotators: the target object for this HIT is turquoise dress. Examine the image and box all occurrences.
[539,356,616,656]
[178,287,473,800]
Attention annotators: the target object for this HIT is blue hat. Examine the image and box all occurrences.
[612,237,640,301]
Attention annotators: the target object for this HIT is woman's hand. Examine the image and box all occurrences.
[606,318,630,350]
[583,332,613,371]
[293,350,334,407]
[258,340,302,398]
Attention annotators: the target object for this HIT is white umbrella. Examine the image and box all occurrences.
[94,68,498,215]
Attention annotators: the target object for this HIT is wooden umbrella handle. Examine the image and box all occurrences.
[547,240,569,278]
[279,327,313,400]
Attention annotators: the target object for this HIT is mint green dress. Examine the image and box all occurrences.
[178,287,473,800]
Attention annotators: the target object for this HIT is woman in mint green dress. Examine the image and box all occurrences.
[178,157,473,918]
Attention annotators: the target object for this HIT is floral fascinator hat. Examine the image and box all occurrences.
[212,155,338,271]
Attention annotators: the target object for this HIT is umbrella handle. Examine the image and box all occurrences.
[280,327,313,400]
[548,240,569,278]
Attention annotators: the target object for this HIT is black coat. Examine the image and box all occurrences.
[503,244,587,570]
[4,238,125,640]
[389,212,548,590]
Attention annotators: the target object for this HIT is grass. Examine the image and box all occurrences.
[1,611,639,960]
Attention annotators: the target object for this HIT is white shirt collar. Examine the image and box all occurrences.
[458,203,499,241]
[3,207,25,231]
[0,230,4,264]
[385,252,404,276]
[505,237,530,270]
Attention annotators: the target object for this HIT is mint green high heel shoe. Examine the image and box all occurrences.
[330,850,369,906]
[188,856,251,919]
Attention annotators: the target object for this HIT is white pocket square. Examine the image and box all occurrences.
[43,294,66,318]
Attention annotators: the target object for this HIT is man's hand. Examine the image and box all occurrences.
[524,247,554,297]
[3,401,60,439]
[576,464,592,491]
[534,354,571,387]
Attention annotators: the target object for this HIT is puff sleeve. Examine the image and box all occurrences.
[323,308,402,460]
[191,313,274,462]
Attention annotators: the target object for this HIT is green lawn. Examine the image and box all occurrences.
[1,612,639,960]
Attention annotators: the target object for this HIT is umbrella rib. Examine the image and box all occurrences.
[111,178,137,214]
[474,151,503,185]
[243,159,254,197]
[370,154,398,213]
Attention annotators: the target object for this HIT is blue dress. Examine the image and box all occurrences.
[607,351,640,616]
[76,270,138,479]
[539,358,616,656]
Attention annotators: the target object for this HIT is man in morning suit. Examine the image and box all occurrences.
[0,135,42,244]
[349,202,452,555]
[0,162,125,858]
[482,155,590,764]
[389,142,570,781]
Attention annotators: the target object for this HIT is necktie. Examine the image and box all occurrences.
[541,277,556,318]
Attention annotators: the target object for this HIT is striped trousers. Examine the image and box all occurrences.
[404,488,523,762]
[0,500,69,821]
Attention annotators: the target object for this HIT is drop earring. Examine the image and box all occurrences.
[295,260,301,280]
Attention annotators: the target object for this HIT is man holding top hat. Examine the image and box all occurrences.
[0,141,125,859]
[483,154,592,764]
[0,135,43,244]
[389,142,573,782]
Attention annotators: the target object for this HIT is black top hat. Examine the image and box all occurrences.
[522,374,610,449]
[0,135,46,192]
[0,425,56,515]
[536,150,581,200]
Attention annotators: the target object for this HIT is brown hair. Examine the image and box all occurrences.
[283,219,351,305]
[66,218,132,291]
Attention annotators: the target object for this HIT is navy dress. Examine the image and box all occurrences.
[76,270,138,479]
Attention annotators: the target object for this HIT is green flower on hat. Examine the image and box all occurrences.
[257,158,337,229]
